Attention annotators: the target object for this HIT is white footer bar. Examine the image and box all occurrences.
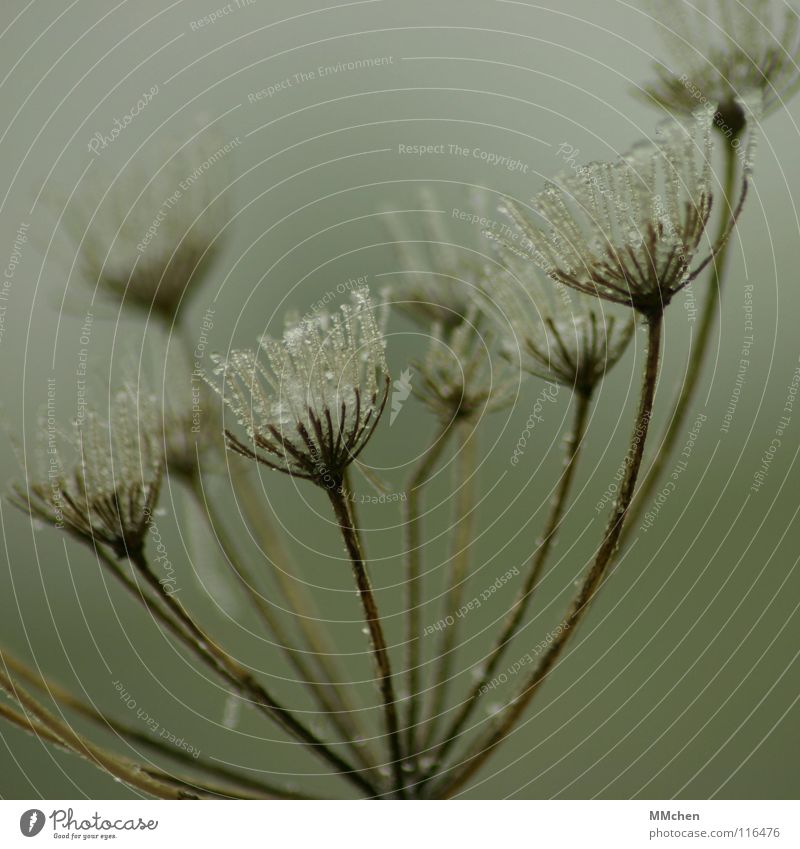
[2,799,796,847]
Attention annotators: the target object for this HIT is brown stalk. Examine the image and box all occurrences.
[187,472,381,779]
[327,482,406,798]
[401,417,456,761]
[419,389,593,787]
[420,419,479,750]
[430,311,663,798]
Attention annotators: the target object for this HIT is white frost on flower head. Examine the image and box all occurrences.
[9,388,164,558]
[207,285,390,485]
[481,234,634,398]
[497,106,753,315]
[644,0,800,129]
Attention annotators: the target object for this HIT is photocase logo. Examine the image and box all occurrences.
[19,809,45,837]
[390,368,413,425]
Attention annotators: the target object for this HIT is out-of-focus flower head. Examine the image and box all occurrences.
[63,128,230,323]
[642,0,800,135]
[9,388,164,558]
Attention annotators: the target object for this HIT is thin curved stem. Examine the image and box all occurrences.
[232,467,375,749]
[420,419,478,750]
[0,662,192,799]
[1,650,312,800]
[431,311,663,799]
[419,390,592,786]
[175,317,354,709]
[0,689,257,799]
[328,483,406,798]
[402,418,455,761]
[623,138,738,543]
[112,545,376,797]
[187,473,380,778]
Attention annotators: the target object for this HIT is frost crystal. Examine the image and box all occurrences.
[498,107,752,315]
[643,0,800,129]
[207,286,390,485]
[9,388,164,558]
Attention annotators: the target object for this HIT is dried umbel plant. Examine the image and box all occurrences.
[10,388,163,559]
[63,134,227,324]
[3,22,777,798]
[417,107,757,794]
[8,389,379,799]
[503,105,754,317]
[207,284,408,796]
[628,3,793,544]
[409,204,635,789]
[380,190,525,768]
[643,0,800,134]
[207,285,389,488]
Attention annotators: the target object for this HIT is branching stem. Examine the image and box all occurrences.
[430,311,663,798]
[419,390,592,788]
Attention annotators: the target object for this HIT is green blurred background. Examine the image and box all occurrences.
[0,0,798,800]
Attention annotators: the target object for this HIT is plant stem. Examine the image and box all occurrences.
[420,390,592,786]
[187,473,380,777]
[110,545,376,797]
[0,662,192,799]
[1,650,313,799]
[232,467,374,747]
[430,311,663,799]
[420,419,478,750]
[177,315,367,740]
[328,483,406,798]
[622,138,738,543]
[402,417,455,761]
[0,693,256,799]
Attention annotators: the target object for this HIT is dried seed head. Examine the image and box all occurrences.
[412,303,519,421]
[9,388,164,558]
[206,285,390,487]
[63,132,228,322]
[480,243,634,397]
[643,0,800,132]
[381,188,493,329]
[496,106,754,315]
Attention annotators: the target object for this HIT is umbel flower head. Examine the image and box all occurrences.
[499,105,753,316]
[382,188,494,329]
[480,239,634,398]
[9,388,164,559]
[207,286,390,487]
[642,0,800,134]
[410,303,518,421]
[63,132,228,322]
